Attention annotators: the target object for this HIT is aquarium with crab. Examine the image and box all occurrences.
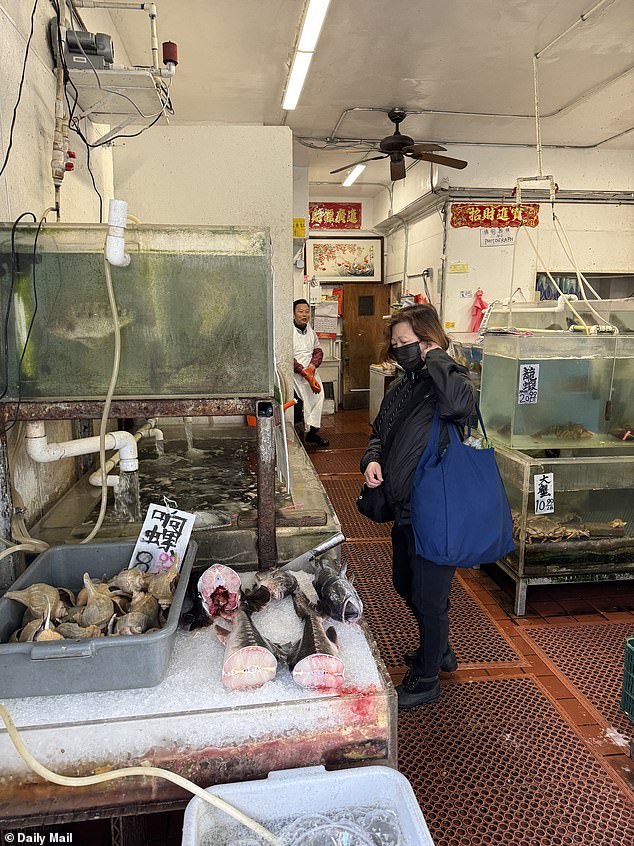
[480,332,634,451]
[495,446,634,593]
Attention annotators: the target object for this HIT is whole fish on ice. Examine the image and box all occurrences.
[313,557,363,624]
[287,591,344,690]
[214,609,278,690]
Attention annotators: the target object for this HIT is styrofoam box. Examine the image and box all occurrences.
[181,764,435,845]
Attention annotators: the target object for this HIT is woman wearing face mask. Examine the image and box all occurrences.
[360,304,475,710]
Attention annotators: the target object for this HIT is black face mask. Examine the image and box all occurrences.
[393,341,423,372]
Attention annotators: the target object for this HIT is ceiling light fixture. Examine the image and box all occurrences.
[282,0,331,110]
[342,164,366,187]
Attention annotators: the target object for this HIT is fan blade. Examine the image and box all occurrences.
[390,157,406,181]
[330,155,387,175]
[403,143,447,153]
[406,152,468,170]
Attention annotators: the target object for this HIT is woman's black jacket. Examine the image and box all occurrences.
[360,348,475,525]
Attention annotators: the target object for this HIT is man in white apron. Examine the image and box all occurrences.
[292,299,330,447]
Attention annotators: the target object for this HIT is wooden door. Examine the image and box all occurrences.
[342,283,391,410]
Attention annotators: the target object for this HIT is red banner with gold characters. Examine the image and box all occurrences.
[450,203,539,228]
[309,202,362,230]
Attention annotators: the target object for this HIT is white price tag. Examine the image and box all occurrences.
[534,473,555,514]
[518,363,540,405]
[128,502,195,574]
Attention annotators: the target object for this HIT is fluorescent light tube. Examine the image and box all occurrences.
[298,0,331,51]
[342,164,366,187]
[282,51,313,110]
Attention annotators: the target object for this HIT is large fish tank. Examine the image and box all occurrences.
[0,223,273,399]
[480,332,634,451]
[484,297,634,334]
[495,446,634,615]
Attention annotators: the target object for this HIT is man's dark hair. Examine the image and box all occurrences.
[293,298,310,311]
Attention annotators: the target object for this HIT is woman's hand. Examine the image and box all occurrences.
[364,461,384,488]
[421,342,441,360]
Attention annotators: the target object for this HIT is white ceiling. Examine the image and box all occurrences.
[108,0,634,191]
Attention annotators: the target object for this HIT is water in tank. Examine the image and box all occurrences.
[0,224,274,400]
[480,332,634,451]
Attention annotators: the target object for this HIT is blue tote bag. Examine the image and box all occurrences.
[411,406,515,568]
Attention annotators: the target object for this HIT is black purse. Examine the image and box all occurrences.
[357,387,423,525]
[357,483,394,523]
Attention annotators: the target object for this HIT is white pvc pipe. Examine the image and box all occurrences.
[25,422,138,472]
[87,419,162,488]
[105,199,131,267]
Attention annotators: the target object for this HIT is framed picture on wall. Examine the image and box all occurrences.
[306,237,384,283]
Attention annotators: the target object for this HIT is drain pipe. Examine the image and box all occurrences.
[87,419,163,489]
[25,422,139,472]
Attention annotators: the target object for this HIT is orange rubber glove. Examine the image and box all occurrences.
[302,367,321,394]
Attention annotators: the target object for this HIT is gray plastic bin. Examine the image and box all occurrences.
[0,540,196,698]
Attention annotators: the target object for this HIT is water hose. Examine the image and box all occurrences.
[0,703,280,845]
[80,251,121,544]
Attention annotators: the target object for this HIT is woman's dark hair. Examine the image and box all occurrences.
[380,304,450,363]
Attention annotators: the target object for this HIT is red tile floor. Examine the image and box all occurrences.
[309,409,634,845]
[17,410,634,845]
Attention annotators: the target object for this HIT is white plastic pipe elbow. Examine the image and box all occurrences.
[25,422,139,472]
[106,199,131,267]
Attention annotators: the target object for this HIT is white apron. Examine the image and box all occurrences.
[292,324,324,430]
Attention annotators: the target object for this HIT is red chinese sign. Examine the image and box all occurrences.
[450,203,539,228]
[309,202,362,230]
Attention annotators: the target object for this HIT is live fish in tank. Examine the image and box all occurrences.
[49,305,134,348]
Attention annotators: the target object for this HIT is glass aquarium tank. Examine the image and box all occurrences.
[484,298,634,333]
[0,223,273,400]
[480,332,634,450]
[495,445,634,614]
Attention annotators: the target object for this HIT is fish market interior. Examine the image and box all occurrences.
[0,0,633,843]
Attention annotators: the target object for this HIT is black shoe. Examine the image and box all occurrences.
[397,672,441,710]
[403,645,458,673]
[305,432,330,448]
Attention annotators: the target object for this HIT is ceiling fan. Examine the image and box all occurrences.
[330,108,468,182]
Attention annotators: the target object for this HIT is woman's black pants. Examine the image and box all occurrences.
[391,523,456,678]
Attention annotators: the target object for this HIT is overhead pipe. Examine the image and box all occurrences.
[72,2,173,73]
[88,419,162,489]
[25,422,138,472]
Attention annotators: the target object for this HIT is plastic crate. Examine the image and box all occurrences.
[620,637,634,723]
[0,540,196,698]
[181,764,434,846]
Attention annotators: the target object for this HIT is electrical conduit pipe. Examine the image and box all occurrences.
[25,422,138,472]
[88,419,163,489]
